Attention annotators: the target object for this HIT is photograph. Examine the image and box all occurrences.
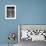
[5,5,16,19]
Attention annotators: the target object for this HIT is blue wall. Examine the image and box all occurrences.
[0,0,46,44]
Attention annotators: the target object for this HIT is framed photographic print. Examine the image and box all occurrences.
[5,5,16,19]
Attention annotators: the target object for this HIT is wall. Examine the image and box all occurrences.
[0,0,46,44]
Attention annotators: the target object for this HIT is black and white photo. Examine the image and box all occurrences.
[5,5,16,19]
